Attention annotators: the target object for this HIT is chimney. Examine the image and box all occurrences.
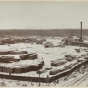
[80,22,82,40]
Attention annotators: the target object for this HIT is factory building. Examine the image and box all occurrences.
[61,22,88,47]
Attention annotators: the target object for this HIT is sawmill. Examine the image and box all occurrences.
[61,22,88,47]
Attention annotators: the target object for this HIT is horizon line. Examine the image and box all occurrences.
[0,28,88,30]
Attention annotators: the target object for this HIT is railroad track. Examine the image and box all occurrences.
[61,72,88,87]
[73,78,87,87]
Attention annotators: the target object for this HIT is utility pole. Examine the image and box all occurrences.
[46,75,49,86]
[80,22,82,40]
[39,71,40,87]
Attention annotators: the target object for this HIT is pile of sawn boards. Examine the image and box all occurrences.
[0,51,28,55]
[20,53,38,60]
[51,59,66,66]
[0,56,19,63]
[49,68,61,75]
[9,51,28,54]
[65,54,76,61]
[37,68,47,74]
[0,53,38,63]
[49,64,74,75]
[0,61,44,73]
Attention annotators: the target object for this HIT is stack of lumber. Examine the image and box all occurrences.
[20,54,28,60]
[37,68,47,74]
[0,51,9,55]
[49,68,60,75]
[51,59,66,66]
[0,56,14,63]
[28,53,38,60]
[9,51,28,54]
[65,54,76,61]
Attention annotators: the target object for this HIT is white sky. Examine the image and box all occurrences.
[0,1,88,29]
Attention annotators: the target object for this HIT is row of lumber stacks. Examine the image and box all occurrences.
[0,56,20,63]
[0,50,38,63]
[49,63,75,75]
[49,63,74,75]
[0,55,44,73]
[37,67,52,74]
[1,38,15,44]
[20,53,38,60]
[20,54,28,60]
[0,48,45,73]
[28,53,38,60]
[0,50,28,55]
[51,58,66,66]
[65,54,76,61]
[12,65,40,73]
[9,51,28,54]
[49,53,88,75]
[50,58,67,75]
[0,65,30,73]
[50,55,77,75]
[49,68,61,75]
[0,37,46,44]
[0,51,10,55]
[0,60,44,73]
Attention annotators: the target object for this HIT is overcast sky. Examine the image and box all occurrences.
[0,1,88,29]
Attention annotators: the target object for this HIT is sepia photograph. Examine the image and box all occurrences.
[0,0,88,87]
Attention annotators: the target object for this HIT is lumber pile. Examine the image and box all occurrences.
[51,59,66,66]
[49,68,60,75]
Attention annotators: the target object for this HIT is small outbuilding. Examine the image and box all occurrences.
[44,42,53,48]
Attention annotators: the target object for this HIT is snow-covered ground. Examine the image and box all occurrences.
[0,38,87,86]
[0,70,88,87]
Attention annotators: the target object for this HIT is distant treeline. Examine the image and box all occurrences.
[0,29,88,38]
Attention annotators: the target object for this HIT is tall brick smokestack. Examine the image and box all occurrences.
[80,22,82,40]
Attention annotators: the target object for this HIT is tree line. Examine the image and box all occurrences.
[0,29,88,38]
